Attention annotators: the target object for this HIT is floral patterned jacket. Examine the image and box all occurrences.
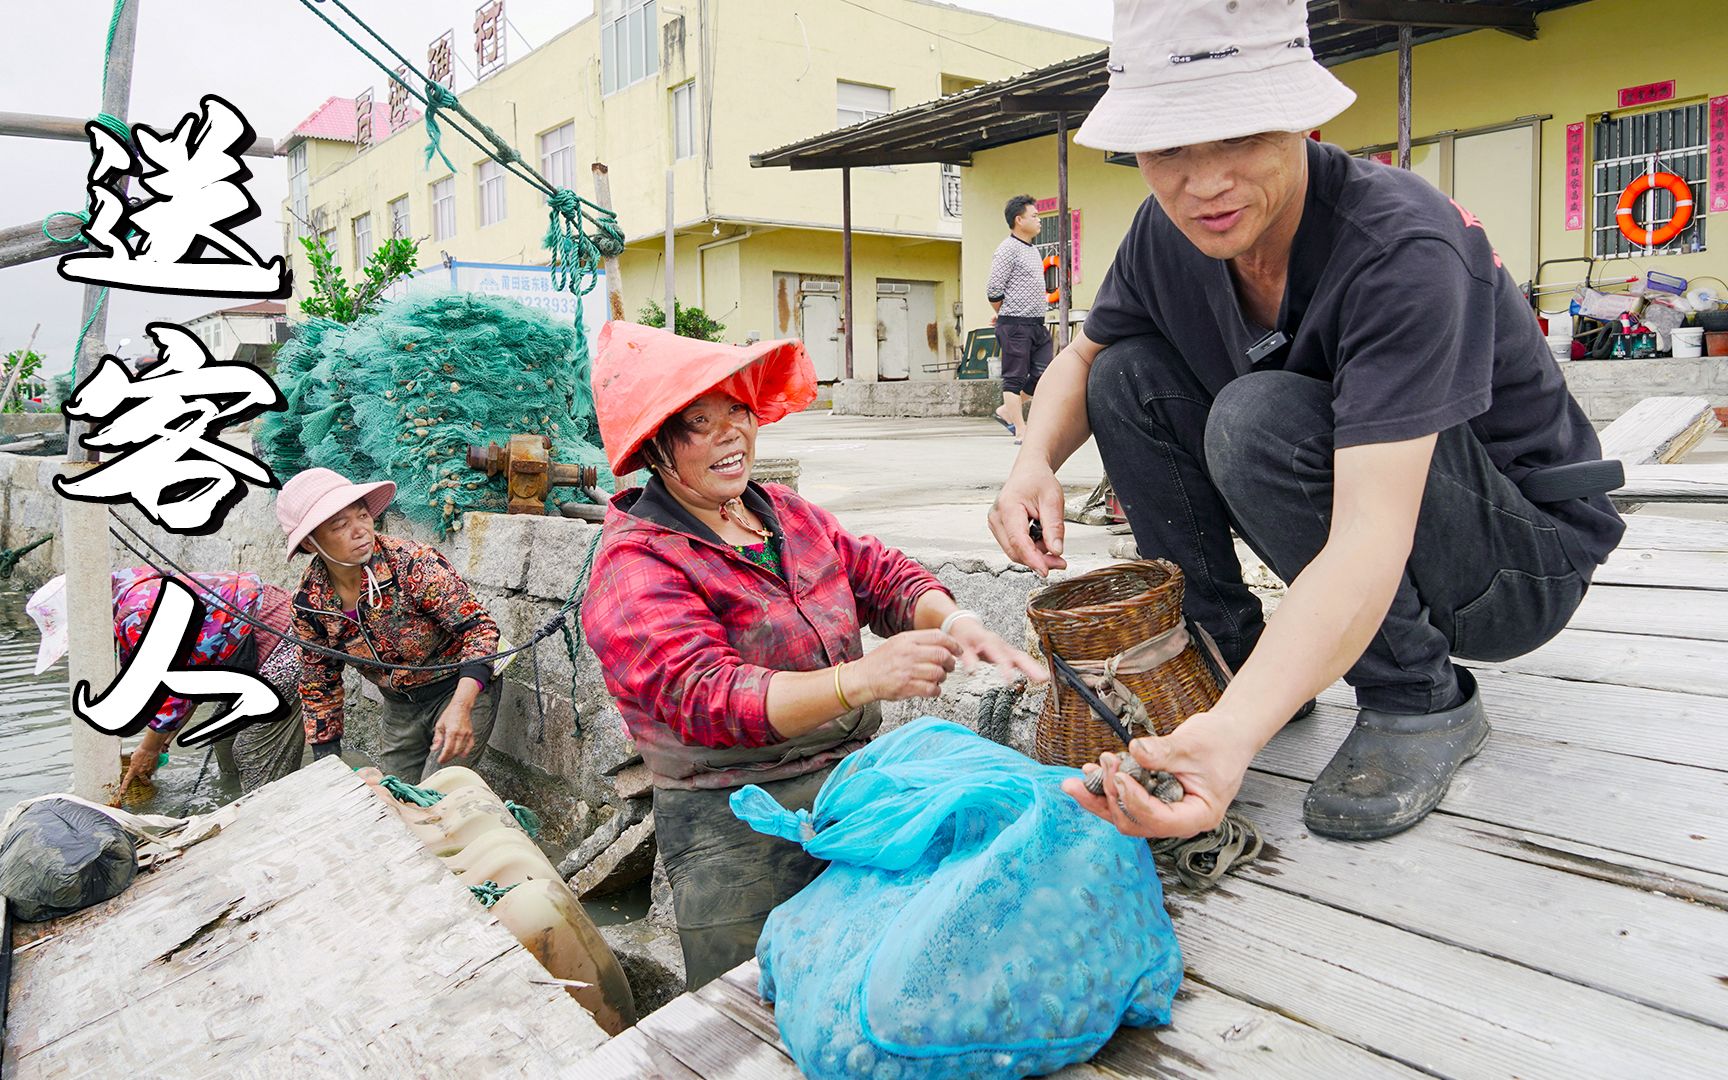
[113,567,288,733]
[292,534,499,744]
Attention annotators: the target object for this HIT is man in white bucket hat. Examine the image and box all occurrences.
[991,0,1624,842]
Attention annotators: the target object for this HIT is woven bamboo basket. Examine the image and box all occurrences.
[1027,559,1224,769]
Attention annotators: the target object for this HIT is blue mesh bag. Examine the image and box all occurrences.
[729,717,1183,1079]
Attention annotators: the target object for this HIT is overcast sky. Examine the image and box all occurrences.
[0,1,1109,376]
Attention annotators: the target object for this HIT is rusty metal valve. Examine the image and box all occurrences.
[466,433,599,515]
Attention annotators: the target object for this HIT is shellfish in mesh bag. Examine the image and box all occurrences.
[730,717,1183,1079]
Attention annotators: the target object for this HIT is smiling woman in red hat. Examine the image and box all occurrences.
[582,321,1046,990]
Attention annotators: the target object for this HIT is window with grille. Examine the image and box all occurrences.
[431,177,455,241]
[289,145,309,238]
[388,196,410,240]
[1035,209,1083,285]
[601,0,657,96]
[319,228,337,265]
[353,213,373,266]
[837,81,891,129]
[478,161,507,227]
[1593,102,1708,259]
[540,123,575,199]
[673,83,696,160]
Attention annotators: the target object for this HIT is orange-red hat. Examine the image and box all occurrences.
[593,321,817,477]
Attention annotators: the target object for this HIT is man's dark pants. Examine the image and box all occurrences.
[1086,334,1588,715]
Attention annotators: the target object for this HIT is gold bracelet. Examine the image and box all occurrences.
[834,660,854,712]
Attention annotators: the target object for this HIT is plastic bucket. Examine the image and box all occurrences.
[1547,336,1572,361]
[1672,327,1705,358]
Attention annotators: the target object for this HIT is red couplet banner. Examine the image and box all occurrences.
[1710,96,1728,215]
[1565,122,1586,232]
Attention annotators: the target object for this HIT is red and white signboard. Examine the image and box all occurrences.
[1618,80,1676,109]
[1710,96,1728,214]
[1033,199,1083,284]
[1565,122,1586,231]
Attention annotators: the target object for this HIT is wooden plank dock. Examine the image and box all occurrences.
[3,760,611,1077]
[570,512,1728,1078]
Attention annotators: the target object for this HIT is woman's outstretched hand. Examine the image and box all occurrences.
[848,629,960,703]
[948,618,1047,684]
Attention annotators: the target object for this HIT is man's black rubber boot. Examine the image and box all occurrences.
[1289,699,1317,723]
[1302,668,1489,841]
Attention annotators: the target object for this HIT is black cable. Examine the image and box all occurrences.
[108,514,577,676]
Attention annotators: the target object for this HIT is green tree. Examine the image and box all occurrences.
[297,234,421,323]
[638,299,727,342]
[1,349,44,413]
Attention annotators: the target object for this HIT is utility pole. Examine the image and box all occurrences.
[590,162,627,322]
[60,1,136,802]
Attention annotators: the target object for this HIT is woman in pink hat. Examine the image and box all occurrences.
[581,321,1046,990]
[277,468,502,783]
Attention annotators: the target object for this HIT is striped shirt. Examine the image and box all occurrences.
[986,235,1049,318]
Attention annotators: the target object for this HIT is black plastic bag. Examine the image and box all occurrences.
[0,799,137,922]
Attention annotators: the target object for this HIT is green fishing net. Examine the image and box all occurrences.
[256,293,616,534]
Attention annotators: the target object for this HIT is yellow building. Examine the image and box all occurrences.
[279,0,1097,382]
[760,0,1727,342]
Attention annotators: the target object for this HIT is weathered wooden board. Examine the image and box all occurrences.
[567,1028,702,1079]
[1615,464,1728,504]
[1227,771,1728,1027]
[1619,513,1728,551]
[3,761,609,1078]
[1256,702,1728,877]
[1075,980,1427,1079]
[1170,877,1728,1080]
[1466,625,1728,695]
[1324,671,1728,772]
[636,993,805,1079]
[1597,396,1718,465]
[1567,582,1728,642]
[1593,545,1728,589]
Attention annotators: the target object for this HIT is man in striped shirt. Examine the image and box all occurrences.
[986,194,1053,440]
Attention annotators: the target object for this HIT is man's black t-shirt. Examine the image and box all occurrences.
[1084,138,1623,576]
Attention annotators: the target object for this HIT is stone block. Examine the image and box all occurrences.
[649,853,676,930]
[613,763,653,801]
[831,379,1003,418]
[598,919,686,1019]
[521,518,602,602]
[451,511,532,591]
[574,814,657,898]
[560,807,625,878]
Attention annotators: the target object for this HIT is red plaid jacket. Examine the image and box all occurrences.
[582,479,950,787]
[293,534,500,743]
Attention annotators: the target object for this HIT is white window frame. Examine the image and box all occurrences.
[318,228,337,266]
[353,212,374,267]
[388,195,410,240]
[431,176,456,241]
[836,81,891,129]
[540,122,576,200]
[288,144,309,238]
[672,82,696,161]
[601,0,658,96]
[1591,102,1709,260]
[478,161,507,227]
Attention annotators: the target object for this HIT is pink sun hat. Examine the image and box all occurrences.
[276,468,396,558]
[24,575,69,675]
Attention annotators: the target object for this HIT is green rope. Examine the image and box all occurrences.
[558,536,603,736]
[41,211,90,244]
[67,289,110,381]
[504,801,542,838]
[101,1,126,96]
[380,775,444,807]
[91,113,130,144]
[291,0,625,323]
[0,534,53,579]
[468,879,516,908]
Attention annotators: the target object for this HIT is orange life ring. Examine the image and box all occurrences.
[1042,253,1061,305]
[1616,171,1694,248]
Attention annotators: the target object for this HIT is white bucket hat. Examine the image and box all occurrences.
[25,575,68,676]
[1075,0,1358,153]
